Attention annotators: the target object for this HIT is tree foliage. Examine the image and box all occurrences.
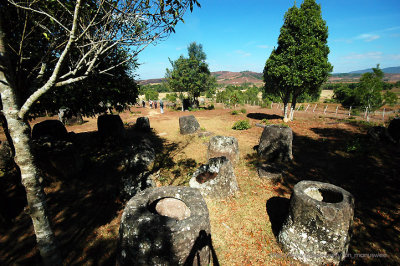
[0,0,199,264]
[263,0,332,119]
[166,42,216,106]
[334,65,398,110]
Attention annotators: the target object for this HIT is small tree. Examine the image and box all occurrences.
[354,65,385,120]
[166,42,216,108]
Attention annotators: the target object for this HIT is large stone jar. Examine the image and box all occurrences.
[278,180,354,265]
[118,186,211,265]
[207,136,239,166]
[179,115,200,135]
[257,125,293,163]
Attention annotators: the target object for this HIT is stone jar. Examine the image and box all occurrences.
[278,180,354,265]
[97,114,125,139]
[189,156,239,199]
[207,136,239,166]
[257,125,293,163]
[118,186,211,266]
[179,115,200,135]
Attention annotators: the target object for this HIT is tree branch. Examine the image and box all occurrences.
[18,0,82,119]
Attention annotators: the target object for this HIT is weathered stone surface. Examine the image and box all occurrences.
[58,108,84,126]
[388,117,400,143]
[119,138,156,200]
[118,186,211,266]
[135,117,150,131]
[257,125,293,163]
[278,180,354,265]
[97,114,125,139]
[257,164,283,183]
[179,115,200,135]
[32,137,83,178]
[0,140,13,169]
[207,136,239,166]
[189,156,239,198]
[31,120,68,140]
[155,198,191,221]
[120,171,155,201]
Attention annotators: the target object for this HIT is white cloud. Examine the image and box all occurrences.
[342,52,383,60]
[355,34,380,42]
[235,50,251,57]
[257,45,270,49]
[176,46,186,51]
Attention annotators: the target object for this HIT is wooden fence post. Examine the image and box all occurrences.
[324,105,328,115]
[335,106,339,117]
[382,108,385,122]
[313,104,318,113]
[305,104,310,112]
[348,106,352,116]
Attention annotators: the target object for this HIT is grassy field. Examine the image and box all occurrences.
[1,105,399,265]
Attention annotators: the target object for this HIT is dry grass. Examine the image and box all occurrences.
[1,105,399,265]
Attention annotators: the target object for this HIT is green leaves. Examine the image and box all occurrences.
[263,0,332,106]
[166,42,216,105]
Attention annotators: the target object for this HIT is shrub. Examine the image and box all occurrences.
[231,110,239,115]
[240,108,247,114]
[232,120,251,130]
[207,104,215,110]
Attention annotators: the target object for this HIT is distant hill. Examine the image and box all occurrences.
[139,66,400,85]
[212,71,263,85]
[348,66,400,74]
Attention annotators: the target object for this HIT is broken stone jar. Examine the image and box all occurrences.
[278,180,354,265]
[118,186,211,266]
[189,156,239,198]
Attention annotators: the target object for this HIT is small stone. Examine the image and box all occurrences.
[155,198,191,220]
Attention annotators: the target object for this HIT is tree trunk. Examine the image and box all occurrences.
[283,102,289,120]
[0,24,62,266]
[290,96,298,121]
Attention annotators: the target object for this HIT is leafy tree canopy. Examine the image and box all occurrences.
[263,0,332,119]
[166,42,216,106]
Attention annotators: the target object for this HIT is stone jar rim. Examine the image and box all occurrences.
[294,180,354,207]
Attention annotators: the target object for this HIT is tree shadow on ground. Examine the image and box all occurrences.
[0,124,187,265]
[246,113,283,120]
[266,124,400,265]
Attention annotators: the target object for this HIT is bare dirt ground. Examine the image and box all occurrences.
[1,104,399,265]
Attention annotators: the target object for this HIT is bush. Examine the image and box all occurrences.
[232,120,251,130]
[240,108,247,114]
[206,104,215,110]
[231,110,239,115]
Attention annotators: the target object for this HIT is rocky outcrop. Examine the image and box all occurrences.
[118,186,211,265]
[207,136,239,166]
[189,156,239,198]
[179,115,200,135]
[278,180,354,265]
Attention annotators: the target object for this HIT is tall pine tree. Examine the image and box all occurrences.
[263,0,332,120]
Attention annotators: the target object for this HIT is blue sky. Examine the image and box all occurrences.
[136,0,400,79]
